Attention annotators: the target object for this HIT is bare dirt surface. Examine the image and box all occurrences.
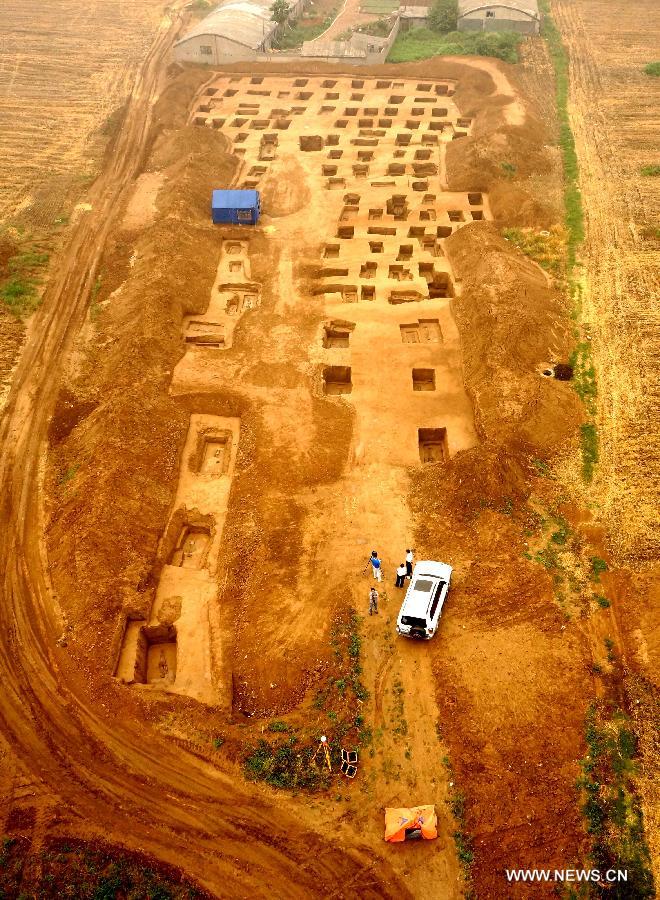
[1,23,656,900]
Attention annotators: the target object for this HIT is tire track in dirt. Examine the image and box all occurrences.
[0,17,408,899]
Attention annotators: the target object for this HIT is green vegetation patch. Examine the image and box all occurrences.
[580,423,599,483]
[387,28,522,64]
[360,0,399,13]
[538,0,584,270]
[640,164,660,176]
[577,704,654,897]
[502,226,565,277]
[272,9,338,48]
[643,61,660,76]
[442,756,474,882]
[0,242,50,317]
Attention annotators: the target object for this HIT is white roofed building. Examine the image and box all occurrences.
[174,0,305,64]
[457,0,540,34]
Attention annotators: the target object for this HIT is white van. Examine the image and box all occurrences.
[396,561,452,640]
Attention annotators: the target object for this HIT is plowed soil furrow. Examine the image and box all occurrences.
[552,0,660,560]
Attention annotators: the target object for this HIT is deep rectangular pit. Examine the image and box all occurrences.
[412,369,436,391]
[135,625,177,685]
[170,525,212,569]
[323,365,352,395]
[448,210,464,222]
[368,226,396,235]
[326,134,340,146]
[198,433,232,474]
[324,243,340,258]
[468,192,483,205]
[419,428,448,464]
[361,285,375,301]
[360,261,377,278]
[185,321,225,347]
[323,320,354,348]
[471,210,484,220]
[389,290,425,304]
[300,135,323,151]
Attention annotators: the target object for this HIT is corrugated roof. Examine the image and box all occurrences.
[458,0,539,17]
[175,0,275,51]
[212,189,260,208]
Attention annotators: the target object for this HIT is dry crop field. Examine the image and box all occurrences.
[552,0,660,560]
[0,0,166,226]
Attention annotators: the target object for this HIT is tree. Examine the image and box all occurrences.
[428,0,458,33]
[270,0,291,25]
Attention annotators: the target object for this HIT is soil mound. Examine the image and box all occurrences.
[260,154,311,216]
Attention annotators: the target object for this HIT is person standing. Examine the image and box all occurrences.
[405,548,414,579]
[369,550,383,582]
[369,587,379,616]
[395,562,407,588]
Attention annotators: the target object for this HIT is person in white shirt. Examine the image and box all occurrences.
[395,563,407,588]
[405,548,414,579]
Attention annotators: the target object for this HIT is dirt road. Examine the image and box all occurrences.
[0,17,405,899]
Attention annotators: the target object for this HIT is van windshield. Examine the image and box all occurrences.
[401,615,427,629]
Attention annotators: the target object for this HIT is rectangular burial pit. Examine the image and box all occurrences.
[135,625,177,686]
[185,321,225,347]
[400,319,443,343]
[418,427,448,463]
[412,368,436,391]
[169,525,212,569]
[323,320,355,347]
[195,431,233,475]
[323,365,352,395]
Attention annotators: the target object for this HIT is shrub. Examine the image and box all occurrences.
[640,164,660,176]
[643,61,660,76]
[428,0,457,33]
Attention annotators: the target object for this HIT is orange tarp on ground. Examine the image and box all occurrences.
[384,805,438,842]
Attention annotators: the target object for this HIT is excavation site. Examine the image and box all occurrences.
[1,2,658,897]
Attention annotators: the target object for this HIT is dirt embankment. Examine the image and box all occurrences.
[448,222,582,455]
[45,85,238,710]
[44,65,357,722]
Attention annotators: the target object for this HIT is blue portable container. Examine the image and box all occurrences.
[211,189,261,225]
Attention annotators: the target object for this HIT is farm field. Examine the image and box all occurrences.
[551,0,660,561]
[0,2,658,898]
[0,0,167,226]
